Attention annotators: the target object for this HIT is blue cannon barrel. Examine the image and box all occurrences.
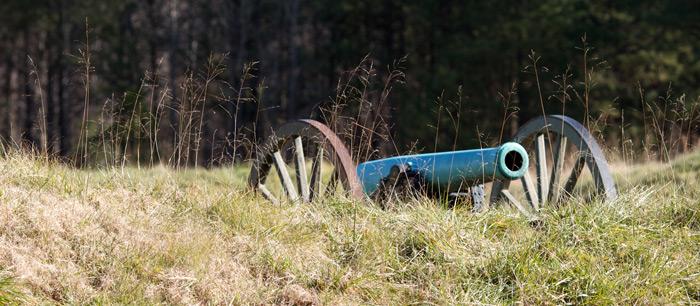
[356,142,529,195]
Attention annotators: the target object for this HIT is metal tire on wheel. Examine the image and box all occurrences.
[249,119,364,204]
[489,115,617,218]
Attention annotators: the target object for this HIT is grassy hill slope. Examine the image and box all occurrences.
[0,153,698,304]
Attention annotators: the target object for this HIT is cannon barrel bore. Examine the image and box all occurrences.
[356,142,529,195]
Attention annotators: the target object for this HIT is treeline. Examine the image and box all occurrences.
[1,0,700,167]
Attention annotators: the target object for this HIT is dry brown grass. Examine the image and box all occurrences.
[0,151,698,304]
[0,155,264,304]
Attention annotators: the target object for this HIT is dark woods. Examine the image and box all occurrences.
[1,0,699,167]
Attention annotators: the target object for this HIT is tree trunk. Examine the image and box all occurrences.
[168,0,180,164]
[22,30,35,146]
[515,48,530,131]
[45,37,56,154]
[58,0,71,157]
[9,53,20,143]
[285,0,299,119]
[228,0,250,162]
[2,53,11,142]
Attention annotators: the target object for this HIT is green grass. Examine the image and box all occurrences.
[0,152,698,304]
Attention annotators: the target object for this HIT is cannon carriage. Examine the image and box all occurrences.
[248,115,617,217]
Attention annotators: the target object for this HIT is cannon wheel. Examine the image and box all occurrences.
[489,115,617,218]
[249,119,364,204]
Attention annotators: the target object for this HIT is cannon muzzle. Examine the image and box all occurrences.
[356,142,529,195]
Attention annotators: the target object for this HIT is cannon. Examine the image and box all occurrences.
[248,115,617,217]
[355,142,528,203]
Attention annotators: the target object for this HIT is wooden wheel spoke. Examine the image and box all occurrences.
[248,120,363,205]
[294,137,310,202]
[535,134,549,205]
[548,135,567,203]
[561,153,586,201]
[488,115,617,218]
[324,170,339,198]
[520,171,539,210]
[257,184,280,205]
[273,150,299,202]
[309,146,324,201]
[501,190,536,220]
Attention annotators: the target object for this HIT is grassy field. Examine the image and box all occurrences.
[0,152,698,305]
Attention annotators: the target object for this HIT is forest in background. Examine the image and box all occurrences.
[1,0,700,167]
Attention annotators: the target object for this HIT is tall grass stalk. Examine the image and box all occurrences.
[75,18,92,167]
